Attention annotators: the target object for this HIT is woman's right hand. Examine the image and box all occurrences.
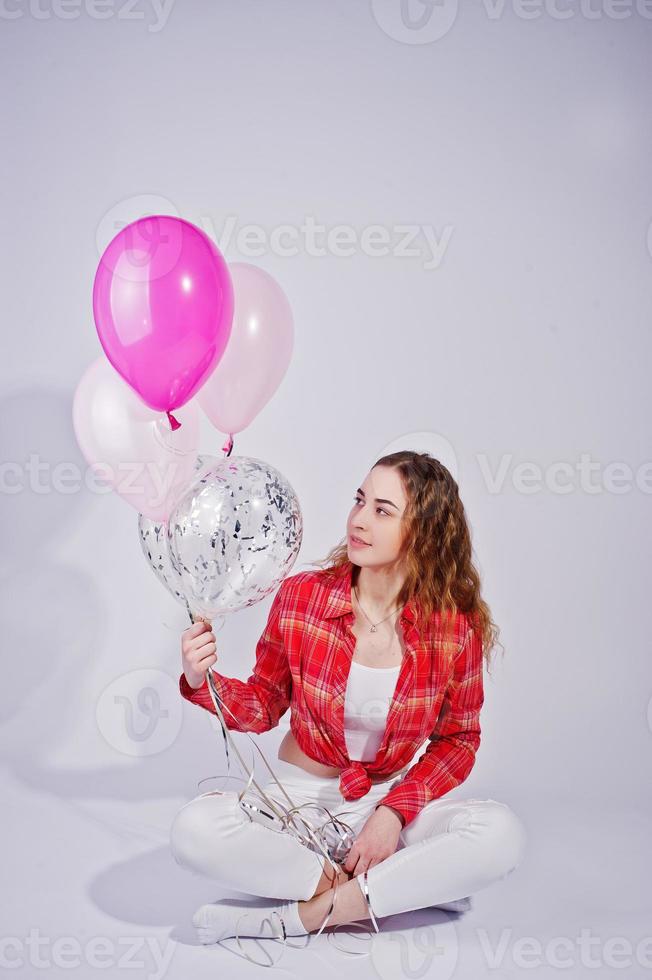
[181,619,217,689]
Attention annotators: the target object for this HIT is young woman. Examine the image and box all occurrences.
[170,451,527,951]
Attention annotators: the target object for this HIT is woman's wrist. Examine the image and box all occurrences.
[377,803,405,828]
[182,671,206,691]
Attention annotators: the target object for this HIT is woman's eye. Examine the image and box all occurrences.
[353,496,388,516]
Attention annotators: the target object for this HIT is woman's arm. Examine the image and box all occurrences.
[179,579,293,734]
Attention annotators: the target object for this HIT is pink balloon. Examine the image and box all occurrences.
[195,263,294,435]
[93,215,234,430]
[72,357,201,521]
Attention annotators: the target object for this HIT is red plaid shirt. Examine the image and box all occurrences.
[179,564,484,827]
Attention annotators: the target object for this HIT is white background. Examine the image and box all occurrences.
[1,2,650,977]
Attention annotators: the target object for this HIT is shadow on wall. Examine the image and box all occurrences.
[0,386,309,926]
[0,386,104,727]
[0,385,208,800]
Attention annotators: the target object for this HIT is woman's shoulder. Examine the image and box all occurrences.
[280,567,323,589]
[279,567,332,600]
[277,567,342,618]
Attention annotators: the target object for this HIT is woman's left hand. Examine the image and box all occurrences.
[343,805,403,876]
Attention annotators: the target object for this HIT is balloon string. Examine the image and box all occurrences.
[183,598,381,966]
[222,434,234,457]
[151,420,191,457]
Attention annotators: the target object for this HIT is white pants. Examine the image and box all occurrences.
[170,757,527,919]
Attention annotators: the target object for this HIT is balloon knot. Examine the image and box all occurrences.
[167,410,181,431]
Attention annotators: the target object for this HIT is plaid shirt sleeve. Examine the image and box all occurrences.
[374,620,485,828]
[178,579,292,733]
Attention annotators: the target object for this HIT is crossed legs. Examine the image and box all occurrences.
[170,789,527,933]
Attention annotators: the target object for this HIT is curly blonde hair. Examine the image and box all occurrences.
[308,451,502,675]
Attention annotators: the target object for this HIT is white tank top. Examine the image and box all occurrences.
[343,660,402,763]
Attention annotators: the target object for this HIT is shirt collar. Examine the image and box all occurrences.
[322,563,418,625]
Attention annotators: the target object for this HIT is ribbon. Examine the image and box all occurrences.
[183,599,381,967]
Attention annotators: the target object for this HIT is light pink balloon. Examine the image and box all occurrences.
[195,263,294,435]
[73,357,200,521]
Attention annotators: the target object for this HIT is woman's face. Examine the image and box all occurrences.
[346,466,408,569]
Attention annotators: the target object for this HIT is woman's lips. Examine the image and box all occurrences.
[349,535,371,547]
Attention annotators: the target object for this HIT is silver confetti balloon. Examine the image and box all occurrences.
[138,454,221,608]
[166,454,302,618]
[138,515,186,605]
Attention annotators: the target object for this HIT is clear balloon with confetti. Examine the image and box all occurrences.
[137,454,219,607]
[166,455,302,619]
